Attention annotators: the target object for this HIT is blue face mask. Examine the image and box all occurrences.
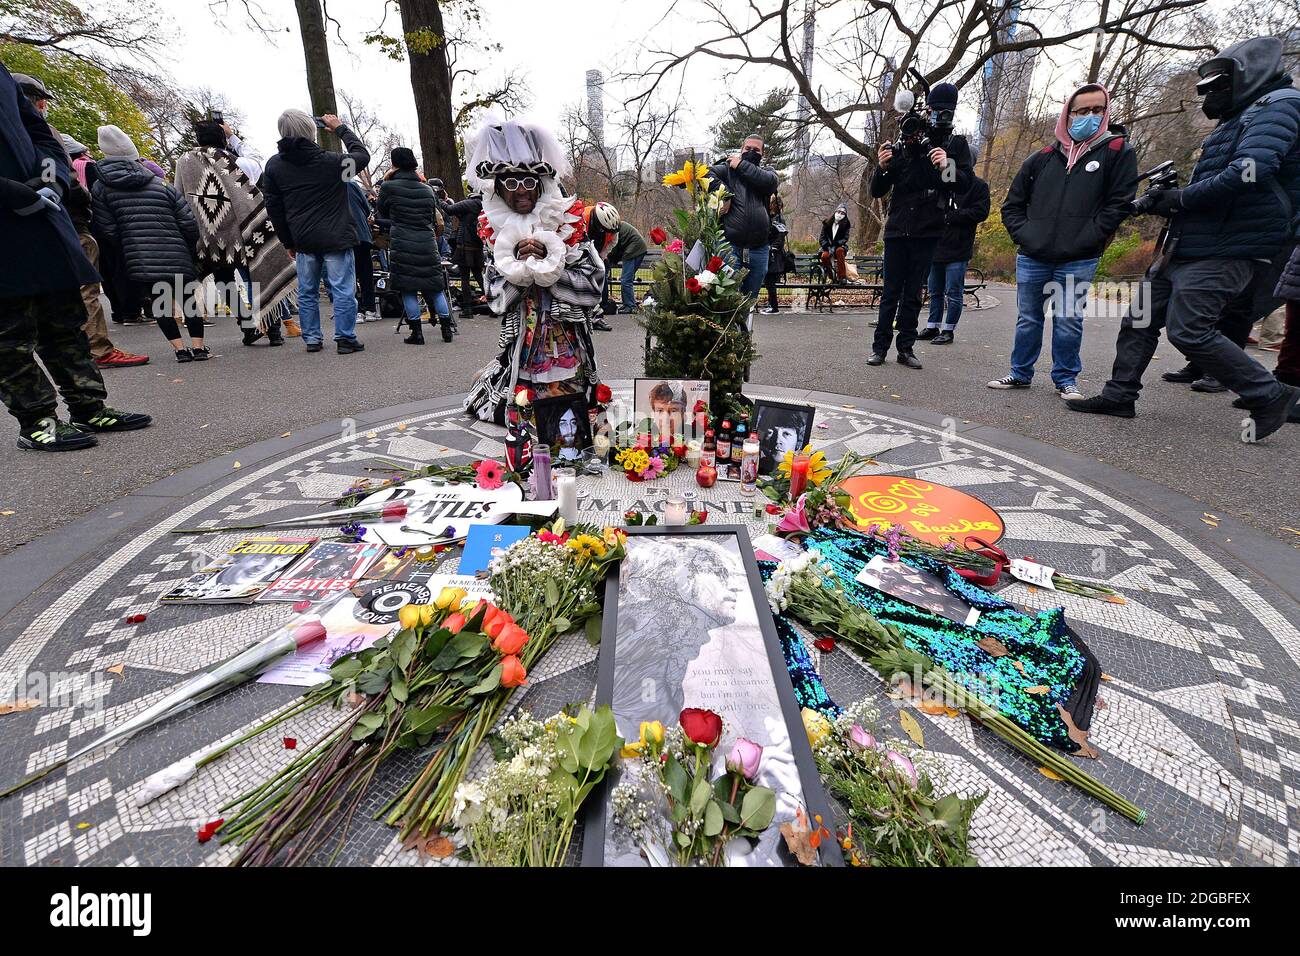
[1069,114,1102,142]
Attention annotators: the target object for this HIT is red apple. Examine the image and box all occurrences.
[695,463,718,488]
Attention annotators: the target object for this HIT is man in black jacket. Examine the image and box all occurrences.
[437,190,485,319]
[709,135,779,299]
[919,173,990,344]
[869,82,972,369]
[262,109,370,354]
[993,83,1137,399]
[1072,37,1300,440]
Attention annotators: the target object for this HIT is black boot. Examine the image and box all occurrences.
[439,315,454,343]
[1191,376,1227,393]
[1162,363,1200,383]
[916,327,939,340]
[241,327,264,346]
[932,330,955,344]
[1247,384,1299,441]
[404,321,425,345]
[266,322,284,346]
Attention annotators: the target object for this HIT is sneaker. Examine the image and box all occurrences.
[305,341,323,353]
[1161,363,1200,384]
[866,352,886,366]
[242,328,265,346]
[1058,383,1085,400]
[17,416,98,451]
[70,406,152,432]
[932,331,954,345]
[191,346,211,362]
[592,319,613,332]
[1066,395,1136,418]
[95,348,149,368]
[175,348,194,363]
[897,351,923,369]
[987,375,1031,389]
[916,327,939,340]
[337,337,365,354]
[1247,384,1299,441]
[759,307,779,315]
[1190,376,1226,393]
[617,306,639,315]
[283,319,303,338]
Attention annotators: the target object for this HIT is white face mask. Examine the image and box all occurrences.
[834,212,845,221]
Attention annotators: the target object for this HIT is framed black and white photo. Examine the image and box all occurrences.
[751,399,816,475]
[581,525,840,867]
[633,378,711,443]
[532,393,592,465]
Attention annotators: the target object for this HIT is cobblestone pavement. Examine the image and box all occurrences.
[0,385,1297,867]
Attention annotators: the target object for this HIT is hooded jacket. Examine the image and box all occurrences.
[819,213,851,250]
[438,193,484,254]
[871,134,974,240]
[262,124,370,254]
[377,170,447,295]
[934,174,992,264]
[1001,84,1138,263]
[91,158,199,283]
[708,154,780,249]
[1173,38,1300,261]
[0,63,99,299]
[1275,241,1300,301]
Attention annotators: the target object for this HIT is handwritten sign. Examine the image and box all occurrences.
[838,475,1004,547]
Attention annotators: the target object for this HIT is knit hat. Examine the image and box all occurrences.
[391,147,418,170]
[277,109,317,142]
[928,83,959,111]
[60,133,88,157]
[97,125,139,160]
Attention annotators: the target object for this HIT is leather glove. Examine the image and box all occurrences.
[0,177,42,214]
[1148,187,1184,218]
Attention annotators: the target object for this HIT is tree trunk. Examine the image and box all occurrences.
[398,0,464,200]
[292,0,340,152]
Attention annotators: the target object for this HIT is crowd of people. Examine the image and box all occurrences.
[2,32,1297,455]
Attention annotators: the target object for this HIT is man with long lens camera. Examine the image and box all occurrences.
[1073,36,1300,440]
[869,81,972,370]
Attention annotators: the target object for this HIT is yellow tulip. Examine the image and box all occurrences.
[434,587,466,610]
[802,708,832,750]
[398,604,430,630]
[641,720,665,745]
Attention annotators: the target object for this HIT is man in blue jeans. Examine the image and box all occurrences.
[709,134,778,300]
[919,172,989,344]
[992,83,1137,398]
[609,220,647,314]
[262,109,370,353]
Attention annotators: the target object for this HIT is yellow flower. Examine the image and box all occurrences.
[434,586,467,610]
[802,707,833,750]
[566,534,607,562]
[602,526,627,548]
[662,160,708,192]
[397,604,436,630]
[617,448,650,474]
[620,719,665,758]
[777,446,833,486]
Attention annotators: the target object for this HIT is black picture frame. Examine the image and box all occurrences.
[580,524,842,867]
[532,393,592,466]
[751,399,816,476]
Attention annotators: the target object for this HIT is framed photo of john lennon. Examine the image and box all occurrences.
[751,399,816,476]
[532,392,593,466]
[581,526,840,867]
[633,378,711,443]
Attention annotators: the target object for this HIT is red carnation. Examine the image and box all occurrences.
[685,276,703,294]
[680,707,723,747]
[707,255,724,273]
[595,383,613,404]
[650,226,668,245]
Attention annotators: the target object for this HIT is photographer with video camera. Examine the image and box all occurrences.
[869,80,972,370]
[1073,36,1300,440]
[991,83,1137,399]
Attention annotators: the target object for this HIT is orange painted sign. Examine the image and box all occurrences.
[838,475,1004,546]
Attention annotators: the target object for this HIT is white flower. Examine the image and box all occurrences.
[452,781,486,829]
[695,269,717,288]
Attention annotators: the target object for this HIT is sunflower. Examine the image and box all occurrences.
[566,534,607,562]
[662,160,708,192]
[777,446,832,485]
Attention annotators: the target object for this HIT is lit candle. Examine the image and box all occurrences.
[664,496,688,526]
[557,473,578,523]
[789,453,810,500]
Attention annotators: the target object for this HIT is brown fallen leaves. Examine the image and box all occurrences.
[0,699,39,716]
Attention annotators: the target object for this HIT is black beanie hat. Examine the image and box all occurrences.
[391,147,418,170]
[928,83,959,111]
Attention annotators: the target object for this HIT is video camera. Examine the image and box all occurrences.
[1130,161,1180,215]
[888,68,953,159]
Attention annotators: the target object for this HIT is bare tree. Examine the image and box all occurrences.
[1,0,161,68]
[338,88,405,180]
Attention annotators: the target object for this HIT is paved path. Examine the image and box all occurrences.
[0,384,1297,866]
[1,286,1295,557]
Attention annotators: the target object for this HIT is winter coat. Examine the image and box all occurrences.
[767,212,790,278]
[709,156,779,249]
[1275,241,1300,301]
[1001,132,1137,263]
[871,134,973,241]
[0,62,98,300]
[347,180,373,247]
[262,124,370,254]
[934,175,991,264]
[438,194,484,253]
[609,221,648,263]
[819,217,851,250]
[377,170,447,294]
[1174,76,1300,261]
[91,158,199,283]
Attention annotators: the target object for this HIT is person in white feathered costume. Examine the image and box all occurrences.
[462,119,606,428]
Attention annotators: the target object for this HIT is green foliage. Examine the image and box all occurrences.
[0,41,153,156]
[713,88,796,173]
[1096,228,1149,280]
[971,218,1017,278]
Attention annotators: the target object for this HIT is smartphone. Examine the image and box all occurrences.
[208,110,224,123]
[314,117,328,130]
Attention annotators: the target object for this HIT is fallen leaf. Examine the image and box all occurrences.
[283,737,297,750]
[918,699,948,716]
[199,423,210,429]
[366,432,376,439]
[232,461,241,469]
[813,637,835,653]
[1100,673,1114,682]
[1038,766,1063,781]
[423,835,456,858]
[1024,685,1049,695]
[780,821,820,866]
[76,822,91,830]
[281,432,291,438]
[396,423,407,431]
[0,510,13,516]
[1011,660,1026,674]
[899,710,925,748]
[0,699,39,715]
[106,663,125,676]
